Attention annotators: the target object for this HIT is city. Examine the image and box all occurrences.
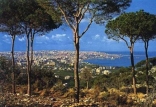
[0,50,121,75]
[0,0,156,106]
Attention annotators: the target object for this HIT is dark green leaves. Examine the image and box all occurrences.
[105,10,156,41]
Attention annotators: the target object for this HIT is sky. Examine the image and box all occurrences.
[0,0,156,52]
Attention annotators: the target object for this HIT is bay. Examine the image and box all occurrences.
[84,51,156,67]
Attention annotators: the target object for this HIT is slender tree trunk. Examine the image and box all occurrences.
[129,46,137,94]
[73,16,80,103]
[30,32,34,67]
[11,35,16,94]
[26,33,31,95]
[144,41,149,95]
[86,81,89,90]
[74,32,80,103]
[28,32,34,95]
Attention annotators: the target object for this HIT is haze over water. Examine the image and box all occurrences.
[84,51,156,67]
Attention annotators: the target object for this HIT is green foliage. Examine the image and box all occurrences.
[92,67,132,91]
[105,10,156,94]
[0,0,62,36]
[16,66,57,89]
[80,68,92,89]
[37,0,62,23]
[54,70,73,77]
[19,0,61,33]
[47,0,131,24]
[105,10,156,42]
[80,68,92,82]
[16,70,28,85]
[93,74,109,91]
[0,0,23,36]
[115,67,131,86]
[0,56,12,83]
[47,0,131,102]
[94,0,132,23]
[105,11,141,41]
[135,57,156,68]
[135,57,156,85]
[136,10,156,41]
[31,66,56,89]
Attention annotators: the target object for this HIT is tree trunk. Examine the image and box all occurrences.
[86,81,89,90]
[28,32,34,95]
[11,35,16,94]
[144,41,149,95]
[30,32,34,67]
[26,34,31,95]
[74,33,80,103]
[129,46,137,94]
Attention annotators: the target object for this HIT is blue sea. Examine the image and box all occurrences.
[84,51,156,67]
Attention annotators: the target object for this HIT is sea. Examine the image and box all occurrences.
[84,51,156,67]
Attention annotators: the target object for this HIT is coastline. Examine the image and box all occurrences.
[83,51,156,67]
[0,50,155,67]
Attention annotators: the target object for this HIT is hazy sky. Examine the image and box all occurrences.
[0,0,156,52]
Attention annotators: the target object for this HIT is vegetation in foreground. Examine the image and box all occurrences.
[1,56,156,106]
[0,0,156,106]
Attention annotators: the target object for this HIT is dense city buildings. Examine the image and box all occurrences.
[0,50,121,75]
